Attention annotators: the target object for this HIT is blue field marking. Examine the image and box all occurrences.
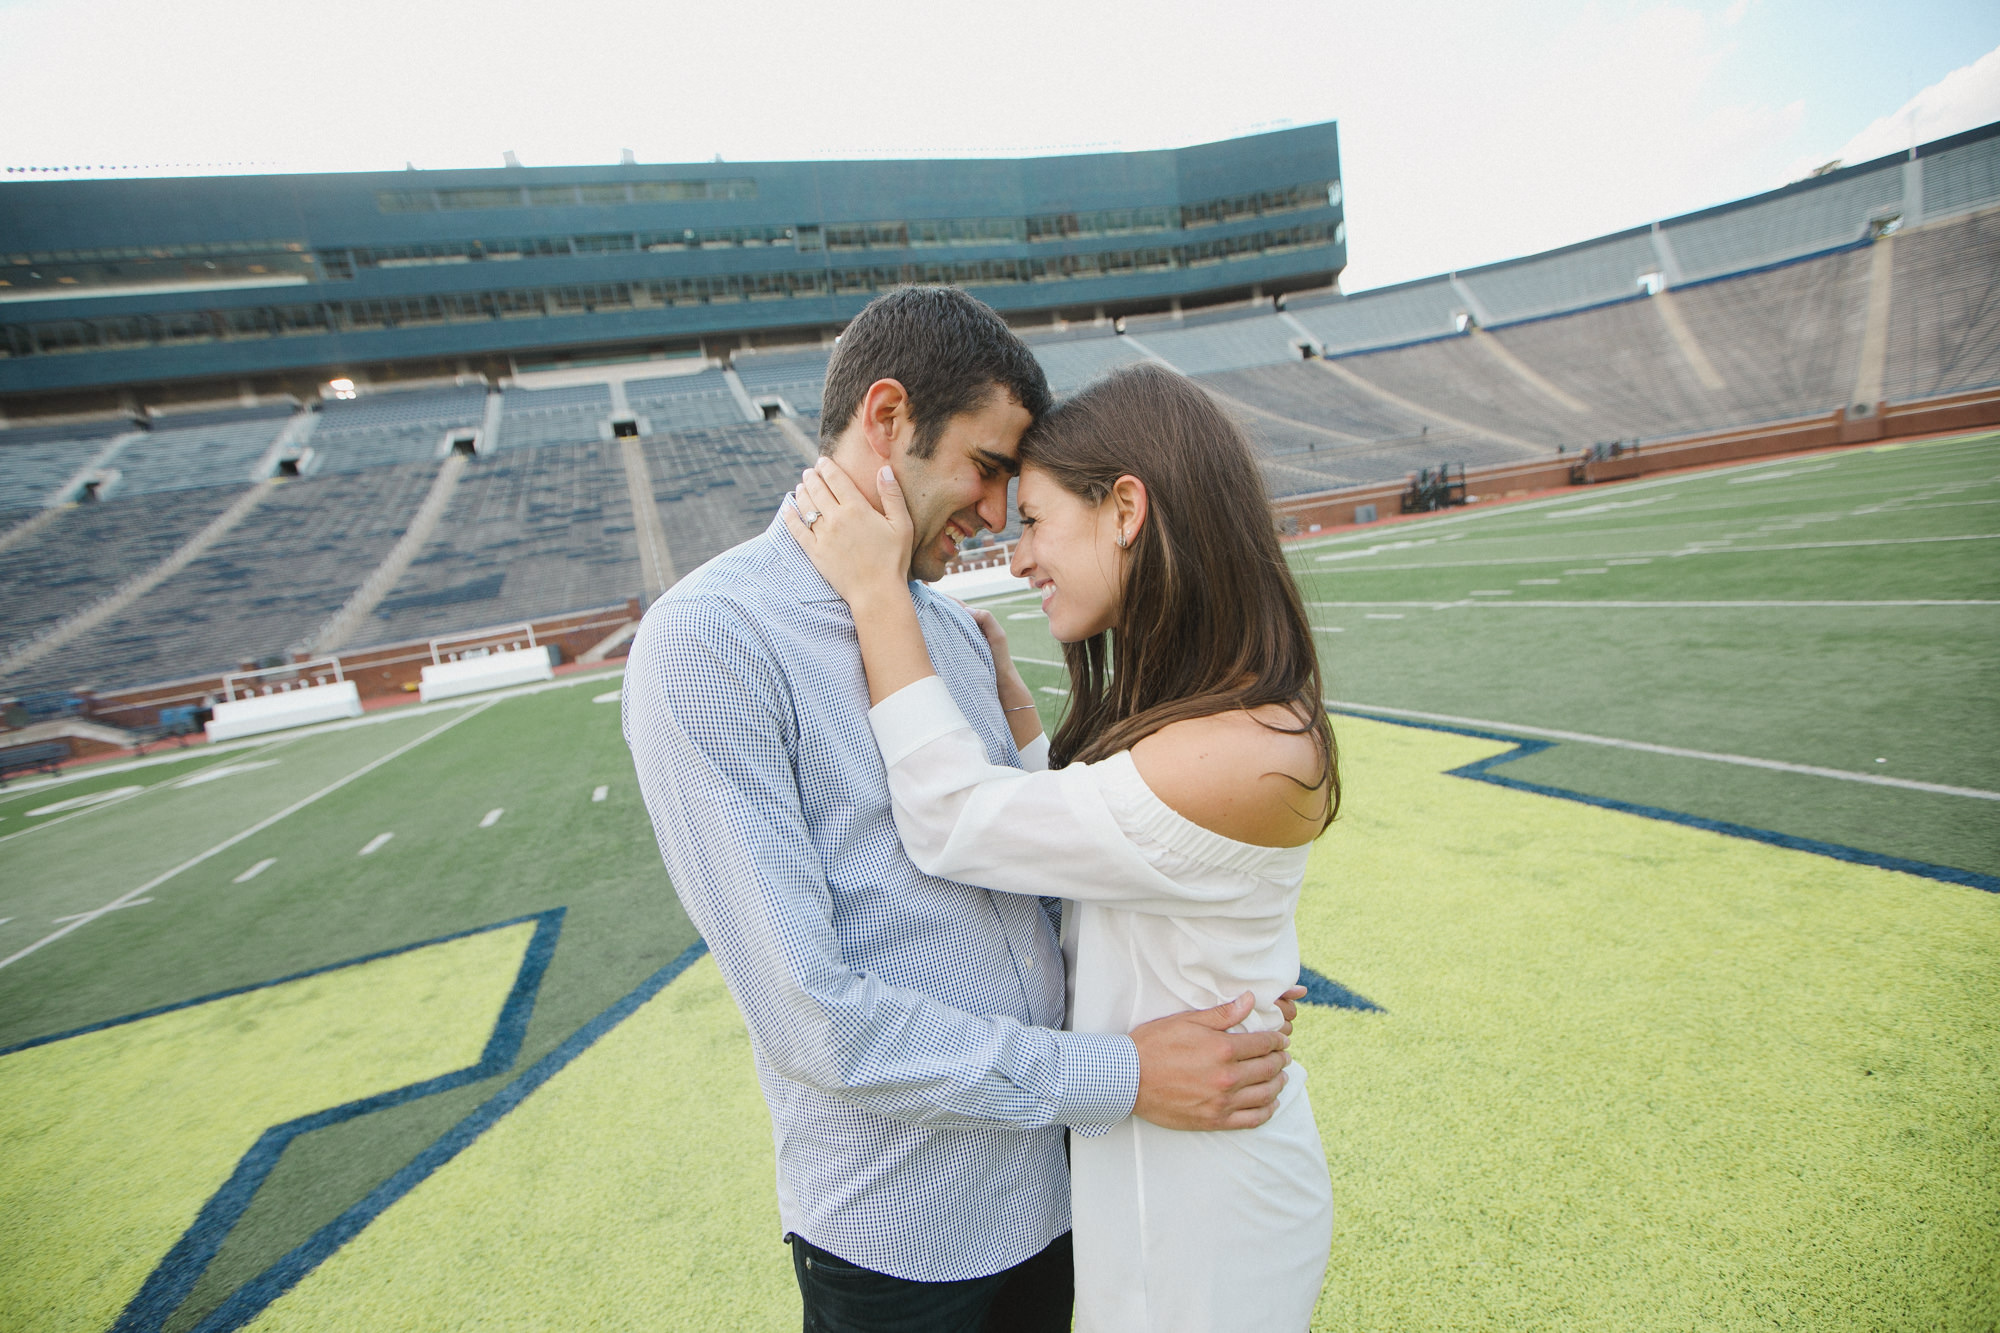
[191,937,712,1333]
[89,908,567,1333]
[1332,708,2000,895]
[1299,966,1385,1012]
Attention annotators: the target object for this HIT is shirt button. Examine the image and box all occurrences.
[1024,954,1037,968]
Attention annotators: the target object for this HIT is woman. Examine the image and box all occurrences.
[785,363,1337,1332]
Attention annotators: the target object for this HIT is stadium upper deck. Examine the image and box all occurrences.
[0,124,1344,412]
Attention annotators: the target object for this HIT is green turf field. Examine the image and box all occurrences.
[2,434,1995,1331]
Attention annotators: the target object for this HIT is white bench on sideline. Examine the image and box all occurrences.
[418,646,556,702]
[206,681,364,742]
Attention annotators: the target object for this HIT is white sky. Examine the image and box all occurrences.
[1,0,1996,291]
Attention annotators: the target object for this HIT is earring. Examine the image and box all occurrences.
[1116,531,1128,549]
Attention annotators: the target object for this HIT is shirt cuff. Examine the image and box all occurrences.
[870,675,971,768]
[1018,733,1050,772]
[1055,1033,1140,1136]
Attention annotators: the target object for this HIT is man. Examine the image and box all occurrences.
[625,287,1293,1332]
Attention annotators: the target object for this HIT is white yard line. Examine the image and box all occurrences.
[1328,700,2000,801]
[1313,599,1998,611]
[480,807,505,827]
[232,859,276,884]
[1302,532,2000,574]
[1012,656,1067,669]
[0,700,497,973]
[358,832,394,856]
[0,787,149,847]
[591,785,609,803]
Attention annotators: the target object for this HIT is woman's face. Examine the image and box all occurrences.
[1010,465,1127,642]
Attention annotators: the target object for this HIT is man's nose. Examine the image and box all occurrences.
[977,479,1010,535]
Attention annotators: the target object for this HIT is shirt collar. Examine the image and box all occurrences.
[759,509,926,606]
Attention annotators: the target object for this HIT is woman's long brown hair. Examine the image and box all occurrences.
[1021,362,1340,830]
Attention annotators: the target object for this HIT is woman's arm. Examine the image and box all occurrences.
[785,459,1044,752]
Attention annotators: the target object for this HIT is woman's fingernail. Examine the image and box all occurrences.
[879,465,895,486]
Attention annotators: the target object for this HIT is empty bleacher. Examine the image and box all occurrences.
[1125,313,1307,376]
[493,382,612,451]
[1462,230,1660,324]
[1286,279,1463,355]
[110,416,290,497]
[0,433,118,514]
[627,369,750,431]
[1668,245,1874,425]
[1025,333,1152,397]
[642,423,801,572]
[0,486,253,657]
[6,465,439,693]
[732,348,830,420]
[364,441,639,648]
[1662,168,1899,281]
[1486,297,1727,440]
[1883,208,2000,403]
[312,385,488,473]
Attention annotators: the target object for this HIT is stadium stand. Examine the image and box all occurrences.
[1458,230,1660,324]
[1024,332,1153,397]
[493,382,612,452]
[1882,208,2000,403]
[109,416,290,497]
[0,433,121,513]
[5,464,439,693]
[730,348,831,420]
[1661,172,1900,281]
[7,123,1999,702]
[1668,246,1874,425]
[1484,297,1727,440]
[1285,278,1463,354]
[364,441,640,648]
[0,486,254,654]
[1125,312,1308,376]
[311,385,487,473]
[642,423,802,572]
[626,369,751,431]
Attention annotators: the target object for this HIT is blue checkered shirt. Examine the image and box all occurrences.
[623,513,1140,1282]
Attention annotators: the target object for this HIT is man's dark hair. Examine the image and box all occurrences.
[819,286,1053,458]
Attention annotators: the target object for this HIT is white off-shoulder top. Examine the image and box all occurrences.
[870,676,1312,1039]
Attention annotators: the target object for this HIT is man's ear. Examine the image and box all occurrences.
[860,379,910,463]
[1111,474,1149,545]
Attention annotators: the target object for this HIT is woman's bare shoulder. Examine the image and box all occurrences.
[1128,707,1329,848]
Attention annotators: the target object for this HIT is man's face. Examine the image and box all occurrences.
[892,387,1032,582]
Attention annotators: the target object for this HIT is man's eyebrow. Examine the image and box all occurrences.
[976,448,1022,476]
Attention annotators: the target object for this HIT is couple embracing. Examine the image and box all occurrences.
[625,285,1337,1332]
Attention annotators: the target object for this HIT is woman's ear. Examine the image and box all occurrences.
[1111,474,1149,549]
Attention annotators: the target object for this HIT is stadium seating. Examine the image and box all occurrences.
[1024,331,1152,396]
[0,485,253,655]
[1286,279,1463,355]
[312,385,487,473]
[626,370,751,431]
[1124,312,1308,376]
[0,435,113,513]
[1882,208,2000,403]
[1662,171,1899,281]
[1667,246,1874,426]
[1484,297,1727,440]
[1458,231,1659,324]
[363,441,639,649]
[6,464,440,693]
[493,382,613,452]
[642,423,801,572]
[110,417,290,496]
[731,348,830,420]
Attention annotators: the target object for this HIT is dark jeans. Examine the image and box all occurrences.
[788,1231,1072,1333]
